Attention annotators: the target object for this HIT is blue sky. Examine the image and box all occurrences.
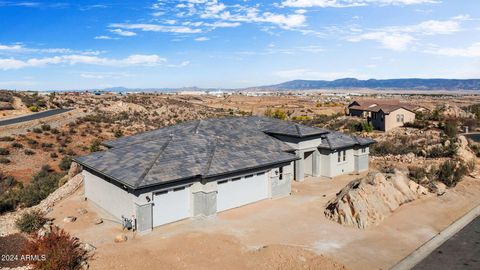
[0,0,479,90]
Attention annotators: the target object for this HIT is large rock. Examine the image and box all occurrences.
[68,161,82,178]
[325,170,429,229]
[456,136,476,166]
[114,234,128,243]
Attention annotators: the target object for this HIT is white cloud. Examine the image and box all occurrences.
[0,54,166,70]
[109,23,202,34]
[94,35,118,40]
[109,28,137,36]
[425,43,480,57]
[0,44,23,51]
[280,0,439,8]
[349,32,415,51]
[194,37,210,41]
[348,16,465,51]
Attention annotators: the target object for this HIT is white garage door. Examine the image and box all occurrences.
[153,186,190,227]
[217,172,268,212]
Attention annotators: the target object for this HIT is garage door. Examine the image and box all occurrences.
[153,186,190,227]
[217,172,268,212]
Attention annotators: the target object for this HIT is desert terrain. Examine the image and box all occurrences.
[1,89,480,269]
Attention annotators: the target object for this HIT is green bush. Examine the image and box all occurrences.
[264,108,288,120]
[59,156,72,171]
[441,119,458,138]
[0,157,11,164]
[0,147,10,155]
[24,149,35,155]
[19,166,65,207]
[29,105,39,112]
[438,160,468,187]
[404,120,430,129]
[11,142,23,148]
[15,210,47,233]
[50,152,58,158]
[40,124,51,131]
[32,128,43,134]
[114,129,124,138]
[89,139,101,152]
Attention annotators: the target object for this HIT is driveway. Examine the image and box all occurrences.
[48,173,480,270]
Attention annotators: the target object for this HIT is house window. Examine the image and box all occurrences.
[279,167,283,180]
[343,150,346,161]
[338,152,341,163]
[361,147,366,153]
[397,114,404,123]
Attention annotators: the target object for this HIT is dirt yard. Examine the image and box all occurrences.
[44,170,480,270]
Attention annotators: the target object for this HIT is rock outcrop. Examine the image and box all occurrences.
[456,135,476,166]
[325,170,428,229]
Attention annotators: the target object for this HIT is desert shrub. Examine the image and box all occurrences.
[24,149,35,155]
[264,108,288,120]
[89,139,101,152]
[29,105,39,112]
[113,129,124,138]
[11,142,23,148]
[469,142,480,157]
[0,147,10,155]
[370,140,418,156]
[19,166,65,207]
[0,136,14,141]
[40,124,51,131]
[41,143,53,148]
[51,128,60,134]
[59,156,72,171]
[22,228,88,270]
[15,210,47,233]
[408,166,427,183]
[426,143,457,158]
[50,152,58,158]
[438,160,468,187]
[27,139,38,146]
[65,148,76,156]
[0,157,11,164]
[32,128,43,134]
[404,120,429,129]
[0,192,20,213]
[440,119,458,138]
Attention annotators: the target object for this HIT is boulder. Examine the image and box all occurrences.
[68,162,82,178]
[114,234,128,243]
[93,218,103,225]
[325,170,429,229]
[63,216,77,223]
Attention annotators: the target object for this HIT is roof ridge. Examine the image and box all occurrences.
[202,137,218,177]
[294,124,302,137]
[135,135,174,188]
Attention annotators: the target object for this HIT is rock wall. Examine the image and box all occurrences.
[324,170,428,229]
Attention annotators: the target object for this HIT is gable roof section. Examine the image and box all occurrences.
[366,104,415,114]
[318,131,375,150]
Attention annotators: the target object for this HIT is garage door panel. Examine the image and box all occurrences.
[153,187,190,227]
[217,173,268,212]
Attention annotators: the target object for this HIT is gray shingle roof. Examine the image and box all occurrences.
[319,131,375,150]
[74,116,374,189]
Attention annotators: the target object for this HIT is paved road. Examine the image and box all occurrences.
[413,216,480,270]
[0,108,72,127]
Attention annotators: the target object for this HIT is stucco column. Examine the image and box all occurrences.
[312,149,321,177]
[294,150,305,182]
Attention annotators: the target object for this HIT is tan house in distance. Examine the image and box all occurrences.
[348,100,417,132]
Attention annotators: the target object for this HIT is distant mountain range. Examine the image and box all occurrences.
[262,78,480,90]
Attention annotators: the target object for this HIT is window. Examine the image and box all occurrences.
[245,174,253,178]
[232,177,241,181]
[338,152,341,163]
[279,166,283,180]
[218,180,229,184]
[397,114,404,123]
[361,147,366,153]
[343,150,346,161]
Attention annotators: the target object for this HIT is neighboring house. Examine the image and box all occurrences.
[74,116,375,233]
[348,100,417,131]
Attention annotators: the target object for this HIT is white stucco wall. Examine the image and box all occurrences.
[83,170,136,221]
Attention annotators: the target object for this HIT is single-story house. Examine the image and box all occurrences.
[348,100,417,132]
[74,116,375,233]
